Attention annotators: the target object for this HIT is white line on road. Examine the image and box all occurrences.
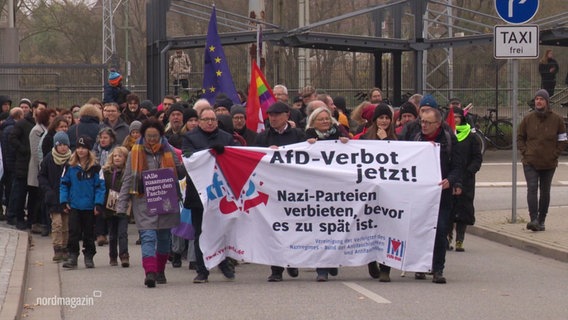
[476,182,526,187]
[342,282,391,304]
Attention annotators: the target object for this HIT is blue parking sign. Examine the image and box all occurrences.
[495,0,539,24]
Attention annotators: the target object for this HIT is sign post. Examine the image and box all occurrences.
[493,0,539,223]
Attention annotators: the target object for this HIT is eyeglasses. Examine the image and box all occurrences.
[233,116,245,121]
[200,118,218,123]
[144,133,160,140]
[420,120,439,126]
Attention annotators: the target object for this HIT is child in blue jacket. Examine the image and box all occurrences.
[60,136,106,269]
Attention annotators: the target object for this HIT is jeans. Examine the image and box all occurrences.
[67,209,96,257]
[523,164,556,221]
[107,215,129,258]
[139,229,171,259]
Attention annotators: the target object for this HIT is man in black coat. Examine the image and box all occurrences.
[182,107,239,283]
[254,102,306,282]
[6,112,35,229]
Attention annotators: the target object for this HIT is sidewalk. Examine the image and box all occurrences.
[1,206,567,319]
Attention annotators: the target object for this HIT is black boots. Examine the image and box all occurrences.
[84,255,95,268]
[62,255,78,269]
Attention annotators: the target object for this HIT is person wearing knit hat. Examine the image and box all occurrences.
[108,70,123,87]
[363,103,396,141]
[181,108,199,134]
[420,94,439,110]
[103,69,131,107]
[396,101,419,138]
[230,105,257,146]
[54,131,70,147]
[129,120,142,134]
[534,89,550,106]
[122,121,142,151]
[164,102,186,148]
[518,88,567,232]
[39,130,73,262]
[76,135,94,150]
[213,95,233,115]
[140,100,155,116]
[0,95,11,113]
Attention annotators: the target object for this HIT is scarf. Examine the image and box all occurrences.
[424,126,442,141]
[52,148,72,165]
[455,123,471,142]
[315,126,337,140]
[130,136,177,195]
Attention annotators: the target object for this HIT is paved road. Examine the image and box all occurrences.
[21,226,568,320]
[7,149,568,319]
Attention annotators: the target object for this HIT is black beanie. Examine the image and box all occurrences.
[398,102,418,118]
[372,103,392,122]
[183,108,198,123]
[167,102,185,119]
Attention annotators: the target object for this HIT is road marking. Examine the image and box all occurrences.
[482,162,568,166]
[342,282,391,304]
[476,182,526,187]
[558,181,568,185]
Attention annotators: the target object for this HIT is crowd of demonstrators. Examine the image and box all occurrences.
[0,83,494,286]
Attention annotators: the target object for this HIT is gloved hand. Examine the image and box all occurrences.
[211,144,225,155]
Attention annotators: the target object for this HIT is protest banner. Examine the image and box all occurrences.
[184,140,441,272]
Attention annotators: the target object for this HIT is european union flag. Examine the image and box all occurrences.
[202,6,240,105]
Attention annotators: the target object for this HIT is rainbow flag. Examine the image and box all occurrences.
[246,61,276,132]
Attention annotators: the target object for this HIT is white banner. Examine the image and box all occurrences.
[184,140,442,272]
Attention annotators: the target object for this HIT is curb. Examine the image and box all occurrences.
[0,230,30,320]
[468,225,568,263]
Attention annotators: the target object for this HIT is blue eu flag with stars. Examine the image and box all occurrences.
[202,6,240,105]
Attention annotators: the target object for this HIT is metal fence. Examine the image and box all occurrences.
[2,55,567,123]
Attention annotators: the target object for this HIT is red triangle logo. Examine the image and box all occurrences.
[210,148,266,198]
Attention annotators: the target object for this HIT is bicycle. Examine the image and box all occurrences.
[468,107,514,154]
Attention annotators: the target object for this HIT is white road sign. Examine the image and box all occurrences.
[494,25,539,59]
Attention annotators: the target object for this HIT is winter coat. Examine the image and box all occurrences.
[1,117,17,172]
[68,104,102,150]
[254,124,306,147]
[93,142,117,168]
[120,108,148,125]
[60,163,105,210]
[103,83,131,106]
[9,115,35,178]
[38,152,67,213]
[181,127,239,210]
[415,126,464,211]
[116,144,184,230]
[28,123,47,187]
[452,127,483,225]
[101,118,129,147]
[517,109,567,170]
[102,167,125,218]
[234,127,258,146]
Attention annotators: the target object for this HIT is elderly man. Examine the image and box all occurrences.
[254,102,306,282]
[164,103,186,149]
[518,89,567,232]
[182,107,239,283]
[413,107,462,284]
